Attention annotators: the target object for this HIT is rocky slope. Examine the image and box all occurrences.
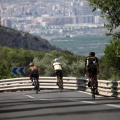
[0,26,60,51]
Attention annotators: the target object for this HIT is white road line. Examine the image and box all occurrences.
[24,95,54,100]
[81,101,96,104]
[106,104,120,108]
[78,91,102,98]
[25,95,34,99]
[78,91,91,95]
[40,99,54,100]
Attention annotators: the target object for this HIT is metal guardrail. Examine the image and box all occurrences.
[0,77,120,97]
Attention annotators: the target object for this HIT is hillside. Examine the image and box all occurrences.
[0,26,60,51]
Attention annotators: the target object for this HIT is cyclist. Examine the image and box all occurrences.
[85,52,99,95]
[52,58,63,88]
[28,62,40,90]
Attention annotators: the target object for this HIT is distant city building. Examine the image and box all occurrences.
[83,15,94,23]
[95,16,100,24]
[0,17,1,26]
[0,0,106,35]
[76,15,94,24]
[1,18,12,28]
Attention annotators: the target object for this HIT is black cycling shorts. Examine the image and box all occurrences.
[31,74,38,79]
[87,68,97,76]
[55,70,63,79]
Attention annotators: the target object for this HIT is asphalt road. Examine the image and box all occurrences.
[0,90,120,120]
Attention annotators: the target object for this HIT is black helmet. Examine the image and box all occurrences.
[89,52,95,56]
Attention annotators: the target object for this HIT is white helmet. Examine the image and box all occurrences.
[54,58,59,62]
[29,62,34,66]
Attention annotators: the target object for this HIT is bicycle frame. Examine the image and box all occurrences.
[32,76,39,94]
[57,74,63,92]
[89,74,96,99]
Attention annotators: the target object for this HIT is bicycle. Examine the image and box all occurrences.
[32,75,40,94]
[88,74,97,99]
[57,73,63,92]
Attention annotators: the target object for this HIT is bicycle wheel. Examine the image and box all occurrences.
[90,80,96,99]
[35,80,40,94]
[91,88,95,99]
[36,85,38,94]
[33,77,39,94]
[58,76,63,92]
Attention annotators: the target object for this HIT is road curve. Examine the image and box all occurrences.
[0,90,120,120]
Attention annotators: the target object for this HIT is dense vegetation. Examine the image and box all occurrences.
[0,46,120,80]
[0,47,85,79]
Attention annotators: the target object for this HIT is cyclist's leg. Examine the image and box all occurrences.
[90,76,95,90]
[89,69,95,90]
[36,74,40,90]
[59,70,63,89]
[33,74,40,90]
[94,77,98,88]
[55,70,59,86]
[93,69,99,94]
[59,70,63,83]
[94,77,99,94]
[87,69,92,87]
[30,74,34,85]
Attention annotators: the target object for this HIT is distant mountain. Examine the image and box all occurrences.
[0,26,61,51]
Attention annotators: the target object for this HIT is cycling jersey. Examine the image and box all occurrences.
[53,62,62,70]
[28,66,38,75]
[86,56,98,69]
